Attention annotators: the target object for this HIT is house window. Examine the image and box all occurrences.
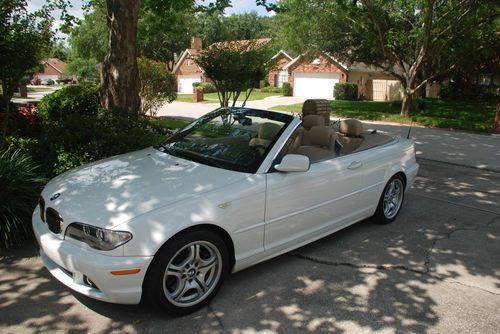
[277,70,288,87]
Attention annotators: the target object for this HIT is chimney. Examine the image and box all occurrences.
[191,36,202,50]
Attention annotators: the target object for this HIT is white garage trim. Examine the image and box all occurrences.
[293,72,340,99]
[178,75,201,94]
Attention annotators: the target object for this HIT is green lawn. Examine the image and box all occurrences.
[148,118,191,130]
[27,86,56,92]
[176,89,280,103]
[271,99,497,133]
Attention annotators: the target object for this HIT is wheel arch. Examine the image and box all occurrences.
[144,223,236,280]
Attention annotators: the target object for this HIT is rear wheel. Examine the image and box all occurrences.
[373,174,405,224]
[144,230,229,315]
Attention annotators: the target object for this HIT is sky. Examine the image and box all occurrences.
[27,0,277,21]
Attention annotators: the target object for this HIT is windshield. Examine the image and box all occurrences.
[160,108,293,173]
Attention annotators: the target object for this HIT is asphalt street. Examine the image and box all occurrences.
[0,158,499,333]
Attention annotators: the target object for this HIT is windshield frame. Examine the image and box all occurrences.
[159,107,294,174]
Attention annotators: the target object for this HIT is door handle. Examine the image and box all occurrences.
[348,161,363,169]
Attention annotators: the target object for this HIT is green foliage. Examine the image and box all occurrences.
[195,40,275,107]
[198,82,217,93]
[138,7,194,66]
[277,0,498,116]
[192,82,218,93]
[260,86,282,93]
[0,145,46,249]
[137,57,177,116]
[0,0,54,135]
[282,82,291,96]
[38,83,100,121]
[259,79,267,89]
[45,79,55,85]
[66,4,107,80]
[193,11,277,46]
[334,83,358,100]
[36,83,164,175]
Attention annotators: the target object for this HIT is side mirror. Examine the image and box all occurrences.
[274,154,310,172]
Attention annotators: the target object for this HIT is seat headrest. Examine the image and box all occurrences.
[302,115,325,130]
[259,122,281,140]
[339,119,363,136]
[308,126,336,148]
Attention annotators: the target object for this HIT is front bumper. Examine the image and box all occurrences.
[32,207,153,304]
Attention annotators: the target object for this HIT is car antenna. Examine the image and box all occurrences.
[406,121,413,139]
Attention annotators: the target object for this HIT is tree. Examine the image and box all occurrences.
[137,56,176,116]
[138,7,194,71]
[0,0,53,136]
[195,40,274,107]
[99,0,141,114]
[99,0,275,114]
[277,0,498,116]
[192,11,277,47]
[66,3,107,80]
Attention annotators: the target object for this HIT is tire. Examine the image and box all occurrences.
[372,174,406,224]
[144,230,229,315]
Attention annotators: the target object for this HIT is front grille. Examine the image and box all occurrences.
[39,196,45,222]
[46,208,63,234]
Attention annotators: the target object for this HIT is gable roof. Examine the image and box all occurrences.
[207,38,271,49]
[271,50,295,61]
[42,58,67,74]
[172,48,204,74]
[282,52,349,72]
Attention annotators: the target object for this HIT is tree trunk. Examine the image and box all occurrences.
[401,93,412,117]
[100,0,141,115]
[1,81,13,137]
[494,102,500,134]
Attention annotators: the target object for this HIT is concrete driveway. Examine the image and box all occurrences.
[1,164,499,333]
[1,99,499,333]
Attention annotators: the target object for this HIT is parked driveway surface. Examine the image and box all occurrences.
[0,158,499,333]
[1,97,499,333]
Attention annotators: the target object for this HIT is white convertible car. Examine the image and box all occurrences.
[33,107,418,314]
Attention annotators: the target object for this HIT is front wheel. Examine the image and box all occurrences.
[144,230,229,315]
[372,174,405,224]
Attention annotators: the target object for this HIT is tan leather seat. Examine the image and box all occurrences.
[300,115,326,146]
[338,119,363,154]
[296,126,337,162]
[249,122,282,148]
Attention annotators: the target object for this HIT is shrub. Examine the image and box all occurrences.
[260,86,283,93]
[38,82,100,121]
[0,146,46,249]
[200,82,217,93]
[259,79,268,89]
[282,82,292,96]
[138,57,176,116]
[334,83,358,100]
[46,79,55,85]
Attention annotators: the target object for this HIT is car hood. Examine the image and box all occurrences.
[41,147,247,230]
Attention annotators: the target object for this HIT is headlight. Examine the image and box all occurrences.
[65,223,132,251]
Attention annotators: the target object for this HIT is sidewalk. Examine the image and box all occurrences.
[11,85,62,104]
[157,99,500,172]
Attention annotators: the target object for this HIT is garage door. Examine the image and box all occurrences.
[178,75,201,94]
[293,73,339,99]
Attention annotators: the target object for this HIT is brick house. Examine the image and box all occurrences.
[33,58,68,83]
[173,37,205,93]
[174,37,271,94]
[269,52,404,101]
[267,50,295,87]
